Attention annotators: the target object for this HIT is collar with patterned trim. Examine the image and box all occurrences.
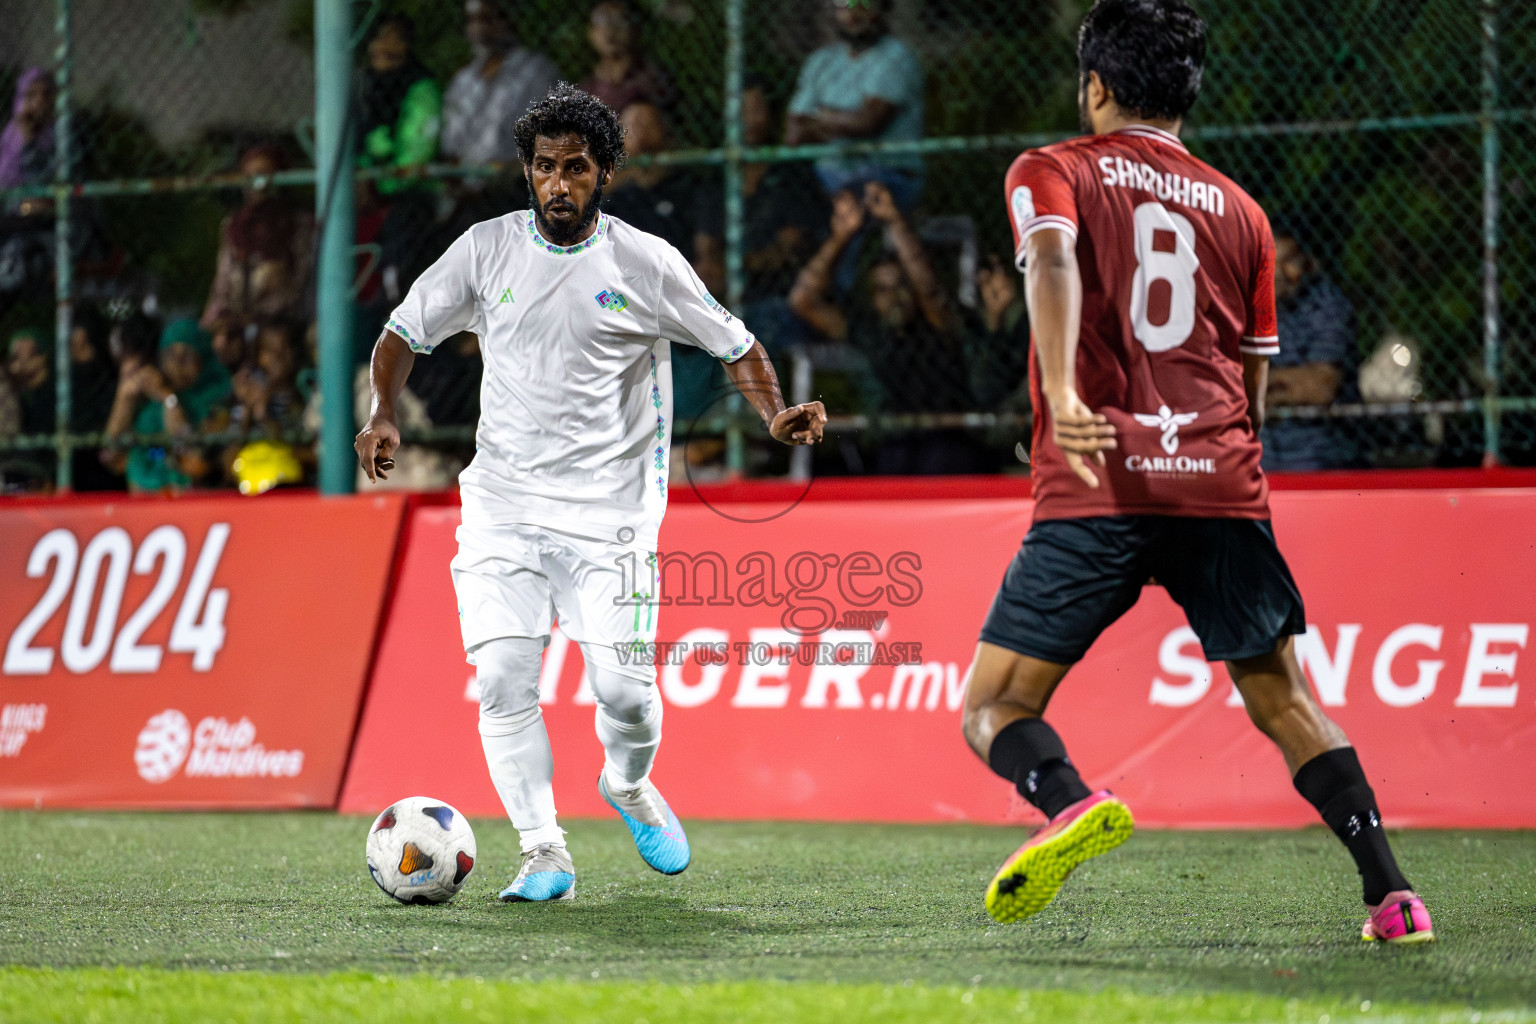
[525,210,609,255]
[1113,124,1188,152]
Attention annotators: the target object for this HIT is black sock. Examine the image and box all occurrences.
[1293,748,1410,905]
[988,717,1092,820]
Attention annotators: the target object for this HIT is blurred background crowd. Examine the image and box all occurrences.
[2,0,1535,494]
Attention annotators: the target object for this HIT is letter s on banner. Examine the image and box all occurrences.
[660,628,729,708]
[1373,624,1444,707]
[1150,626,1210,706]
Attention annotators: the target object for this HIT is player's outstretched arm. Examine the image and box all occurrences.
[722,343,827,446]
[354,329,415,483]
[1025,228,1116,489]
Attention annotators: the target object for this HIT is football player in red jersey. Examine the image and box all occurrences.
[959,0,1433,943]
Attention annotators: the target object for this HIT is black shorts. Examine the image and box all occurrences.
[979,515,1306,665]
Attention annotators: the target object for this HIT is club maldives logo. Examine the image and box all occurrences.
[1133,405,1198,455]
[0,703,46,757]
[595,289,629,312]
[134,709,304,784]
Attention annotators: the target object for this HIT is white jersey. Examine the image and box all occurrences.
[386,210,755,547]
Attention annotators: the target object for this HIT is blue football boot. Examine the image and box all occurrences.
[599,774,691,875]
[498,843,575,902]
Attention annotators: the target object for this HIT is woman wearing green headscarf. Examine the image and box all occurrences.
[102,318,231,494]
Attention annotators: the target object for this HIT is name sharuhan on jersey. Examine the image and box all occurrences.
[1005,124,1279,521]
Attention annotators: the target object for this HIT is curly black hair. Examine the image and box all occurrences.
[1078,0,1207,121]
[513,83,628,174]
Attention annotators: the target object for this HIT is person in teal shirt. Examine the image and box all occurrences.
[102,319,231,494]
[786,0,925,209]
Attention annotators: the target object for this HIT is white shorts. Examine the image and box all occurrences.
[451,523,659,682]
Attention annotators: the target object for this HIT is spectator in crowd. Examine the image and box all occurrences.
[965,253,1030,410]
[1262,226,1360,471]
[786,0,924,209]
[0,353,17,439]
[441,0,560,169]
[789,182,987,473]
[110,310,162,376]
[222,319,310,490]
[67,302,123,490]
[6,323,53,433]
[3,325,55,488]
[226,319,307,441]
[0,68,54,197]
[580,1,675,115]
[359,13,444,323]
[695,80,827,350]
[602,101,724,419]
[0,69,59,316]
[200,145,314,330]
[208,316,249,377]
[360,14,442,191]
[603,102,699,251]
[102,318,230,495]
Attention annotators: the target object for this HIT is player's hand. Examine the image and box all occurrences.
[863,181,900,223]
[354,414,401,482]
[830,190,865,242]
[1047,390,1116,489]
[769,401,827,446]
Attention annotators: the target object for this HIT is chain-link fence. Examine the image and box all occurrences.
[1,0,1533,494]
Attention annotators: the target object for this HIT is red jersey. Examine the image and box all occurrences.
[1005,124,1278,521]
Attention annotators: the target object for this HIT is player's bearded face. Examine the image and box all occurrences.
[526,137,608,247]
[530,179,604,247]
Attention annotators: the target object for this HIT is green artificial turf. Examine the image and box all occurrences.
[0,812,1531,1022]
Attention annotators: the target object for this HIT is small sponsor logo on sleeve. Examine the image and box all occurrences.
[702,292,734,324]
[1010,185,1035,235]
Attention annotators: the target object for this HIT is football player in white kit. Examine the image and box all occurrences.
[355,85,826,902]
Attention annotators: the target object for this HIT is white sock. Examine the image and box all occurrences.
[479,707,559,842]
[474,637,561,848]
[583,651,663,791]
[517,823,566,853]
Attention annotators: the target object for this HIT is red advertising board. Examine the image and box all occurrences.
[341,489,1536,828]
[0,494,405,808]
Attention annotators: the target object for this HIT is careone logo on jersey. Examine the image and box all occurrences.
[595,289,629,312]
[133,709,304,784]
[1126,406,1214,474]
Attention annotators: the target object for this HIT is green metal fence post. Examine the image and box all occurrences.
[52,0,73,491]
[1481,0,1502,465]
[316,0,356,495]
[722,0,746,477]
